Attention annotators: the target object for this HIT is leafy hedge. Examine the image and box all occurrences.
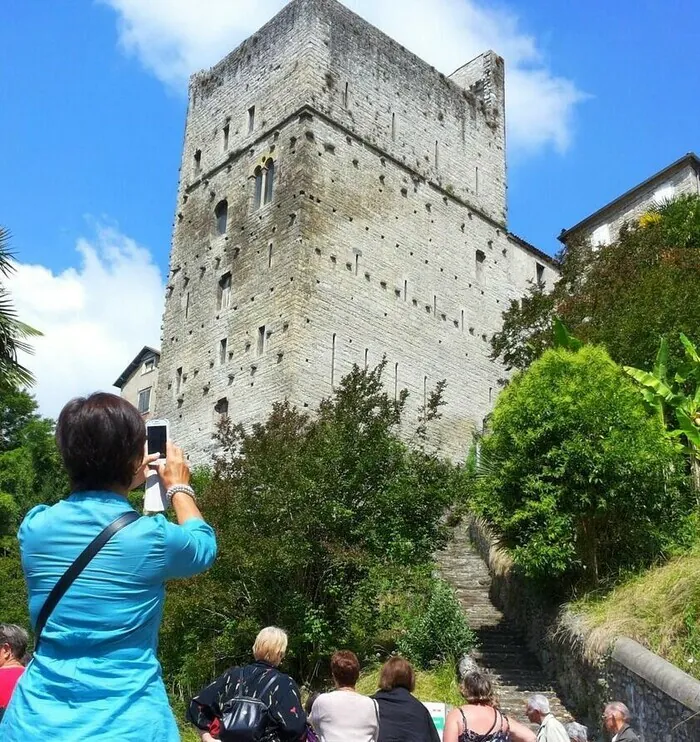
[472,345,692,589]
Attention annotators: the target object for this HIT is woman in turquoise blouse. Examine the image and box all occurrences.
[0,393,217,741]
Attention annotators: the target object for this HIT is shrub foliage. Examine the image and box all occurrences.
[160,362,468,696]
[491,195,700,378]
[472,346,691,589]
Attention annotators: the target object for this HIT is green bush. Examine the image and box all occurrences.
[492,194,700,378]
[161,362,462,693]
[473,345,691,589]
[397,579,476,668]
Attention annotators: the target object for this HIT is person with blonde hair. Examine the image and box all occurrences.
[444,671,535,742]
[188,626,306,741]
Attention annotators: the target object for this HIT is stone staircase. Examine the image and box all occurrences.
[438,525,573,727]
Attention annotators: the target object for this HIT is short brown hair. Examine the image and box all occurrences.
[461,671,496,706]
[379,656,415,692]
[330,650,360,687]
[56,393,146,491]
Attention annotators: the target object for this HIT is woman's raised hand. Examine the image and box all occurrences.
[129,452,161,491]
[157,440,191,491]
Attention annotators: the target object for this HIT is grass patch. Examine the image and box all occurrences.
[356,661,463,706]
[572,540,700,679]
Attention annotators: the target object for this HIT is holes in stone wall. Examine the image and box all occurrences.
[323,142,336,154]
[401,187,407,197]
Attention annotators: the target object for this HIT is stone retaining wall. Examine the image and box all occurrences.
[466,515,700,741]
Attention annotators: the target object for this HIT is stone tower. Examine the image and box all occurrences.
[157,0,557,464]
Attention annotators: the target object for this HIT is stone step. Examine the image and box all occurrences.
[437,525,574,731]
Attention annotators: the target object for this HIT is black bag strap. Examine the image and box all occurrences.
[34,510,140,649]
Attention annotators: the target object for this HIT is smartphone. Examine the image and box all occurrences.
[144,419,169,513]
[146,419,169,461]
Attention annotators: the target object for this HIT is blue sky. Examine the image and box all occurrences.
[2,0,699,414]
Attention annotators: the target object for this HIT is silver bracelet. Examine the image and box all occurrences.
[165,484,196,504]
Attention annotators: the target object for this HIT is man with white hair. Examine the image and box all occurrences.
[565,721,588,742]
[602,702,639,741]
[525,694,569,742]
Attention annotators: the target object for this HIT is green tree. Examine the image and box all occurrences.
[473,345,691,589]
[0,389,68,626]
[625,334,700,491]
[0,227,41,390]
[160,362,466,697]
[491,196,700,377]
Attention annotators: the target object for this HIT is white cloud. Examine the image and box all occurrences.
[102,0,586,154]
[8,225,164,419]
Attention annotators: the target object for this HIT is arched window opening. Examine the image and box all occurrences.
[214,200,228,235]
[253,159,276,211]
[264,159,275,204]
[253,167,263,210]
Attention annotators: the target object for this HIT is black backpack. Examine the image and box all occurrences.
[218,667,281,742]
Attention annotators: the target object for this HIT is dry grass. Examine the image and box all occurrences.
[572,543,700,678]
[356,662,464,706]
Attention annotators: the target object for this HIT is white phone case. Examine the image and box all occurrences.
[144,470,167,513]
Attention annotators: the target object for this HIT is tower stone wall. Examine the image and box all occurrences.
[157,0,558,463]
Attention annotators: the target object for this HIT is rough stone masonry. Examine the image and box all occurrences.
[156,0,558,464]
